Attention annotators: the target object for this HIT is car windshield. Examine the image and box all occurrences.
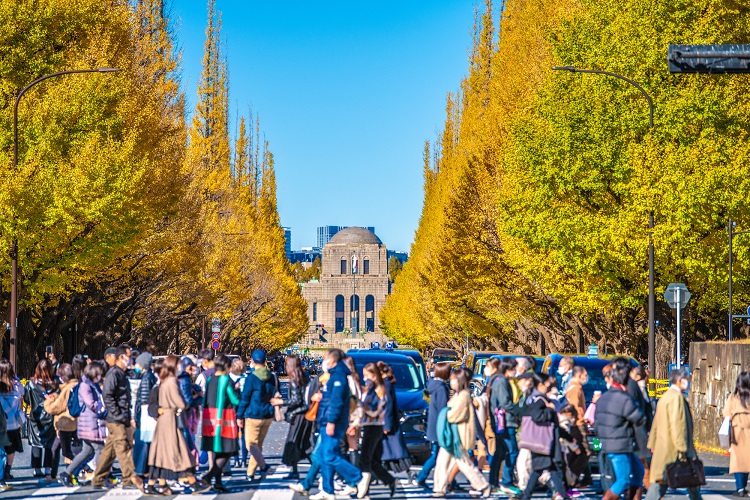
[474,357,489,375]
[433,356,457,363]
[356,361,423,392]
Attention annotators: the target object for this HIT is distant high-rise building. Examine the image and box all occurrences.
[387,250,409,265]
[283,227,292,257]
[317,226,375,248]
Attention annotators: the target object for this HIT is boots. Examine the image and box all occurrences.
[348,450,361,469]
[602,489,620,500]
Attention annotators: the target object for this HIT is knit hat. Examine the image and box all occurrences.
[251,350,266,364]
[104,347,118,357]
[135,352,153,368]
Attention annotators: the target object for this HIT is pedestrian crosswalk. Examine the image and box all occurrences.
[1,464,735,500]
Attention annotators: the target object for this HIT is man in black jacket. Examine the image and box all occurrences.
[92,347,143,491]
[595,358,646,500]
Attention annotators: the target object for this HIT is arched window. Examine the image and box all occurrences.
[335,295,345,332]
[363,258,370,275]
[365,295,375,332]
[340,259,347,275]
[350,295,360,333]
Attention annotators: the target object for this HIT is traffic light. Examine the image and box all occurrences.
[669,44,750,73]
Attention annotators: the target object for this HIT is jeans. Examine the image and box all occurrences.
[320,429,362,494]
[522,470,566,500]
[300,435,322,490]
[416,442,439,483]
[0,447,6,483]
[67,440,103,476]
[608,452,644,496]
[737,472,749,492]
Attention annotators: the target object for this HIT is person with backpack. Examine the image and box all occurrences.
[412,362,451,489]
[44,364,79,480]
[433,368,490,498]
[237,350,283,481]
[59,362,107,486]
[24,359,59,482]
[0,360,25,481]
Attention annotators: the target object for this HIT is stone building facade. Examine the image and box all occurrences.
[300,227,390,349]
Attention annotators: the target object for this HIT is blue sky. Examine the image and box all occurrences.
[171,1,477,252]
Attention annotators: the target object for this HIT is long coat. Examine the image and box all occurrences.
[647,387,696,483]
[723,394,750,473]
[148,376,195,473]
[201,374,240,455]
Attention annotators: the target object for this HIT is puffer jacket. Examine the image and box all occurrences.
[178,372,203,410]
[76,377,108,442]
[0,379,26,431]
[134,369,157,424]
[237,367,277,420]
[44,379,78,432]
[319,363,351,430]
[594,383,645,454]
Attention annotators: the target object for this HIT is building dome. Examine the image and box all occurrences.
[327,227,382,246]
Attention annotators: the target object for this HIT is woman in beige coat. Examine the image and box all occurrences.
[645,368,700,500]
[146,355,209,495]
[433,368,490,498]
[723,371,750,496]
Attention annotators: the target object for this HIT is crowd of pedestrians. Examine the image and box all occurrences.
[0,345,746,500]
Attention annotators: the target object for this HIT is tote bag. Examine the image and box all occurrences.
[518,414,554,455]
[139,406,157,443]
[718,416,731,450]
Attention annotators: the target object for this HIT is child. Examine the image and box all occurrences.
[558,405,587,494]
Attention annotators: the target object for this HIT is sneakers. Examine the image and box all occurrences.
[257,464,271,480]
[340,484,358,496]
[309,491,336,500]
[289,483,309,496]
[469,485,491,498]
[357,472,371,499]
[736,490,748,498]
[59,472,75,487]
[500,484,523,497]
[410,478,428,489]
[191,480,212,495]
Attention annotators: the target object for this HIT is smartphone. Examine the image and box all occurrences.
[45,345,53,355]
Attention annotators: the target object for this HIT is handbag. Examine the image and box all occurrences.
[273,374,284,422]
[518,414,554,455]
[495,408,506,433]
[305,399,319,421]
[718,416,731,449]
[665,456,706,489]
[139,406,157,443]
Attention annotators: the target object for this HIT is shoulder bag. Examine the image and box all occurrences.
[518,397,554,455]
[273,374,284,422]
[665,456,706,489]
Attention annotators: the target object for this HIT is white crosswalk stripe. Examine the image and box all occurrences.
[30,485,80,500]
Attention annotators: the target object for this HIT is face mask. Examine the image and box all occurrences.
[581,376,589,385]
[681,380,690,393]
[321,360,330,373]
[483,367,492,378]
[450,379,458,391]
[134,367,142,374]
[557,367,568,376]
[606,383,611,390]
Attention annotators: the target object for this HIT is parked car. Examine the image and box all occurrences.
[430,348,459,364]
[394,349,427,386]
[345,351,430,464]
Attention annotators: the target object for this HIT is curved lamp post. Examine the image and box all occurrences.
[552,66,656,377]
[10,68,119,368]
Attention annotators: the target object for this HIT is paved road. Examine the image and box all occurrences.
[3,421,738,499]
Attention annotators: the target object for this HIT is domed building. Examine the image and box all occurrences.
[300,227,391,349]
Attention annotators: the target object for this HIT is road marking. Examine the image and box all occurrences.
[251,489,295,500]
[173,495,216,500]
[703,495,733,500]
[706,478,738,483]
[31,486,79,500]
[100,487,144,499]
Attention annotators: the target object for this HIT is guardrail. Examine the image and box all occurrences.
[648,378,670,399]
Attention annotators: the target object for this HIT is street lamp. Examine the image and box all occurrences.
[728,220,750,341]
[552,66,656,375]
[9,68,120,368]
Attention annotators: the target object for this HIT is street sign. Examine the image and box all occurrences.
[664,283,691,369]
[664,283,691,309]
[212,332,220,341]
[371,341,381,349]
[212,341,220,350]
[211,318,220,333]
[587,344,599,358]
[385,342,394,350]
